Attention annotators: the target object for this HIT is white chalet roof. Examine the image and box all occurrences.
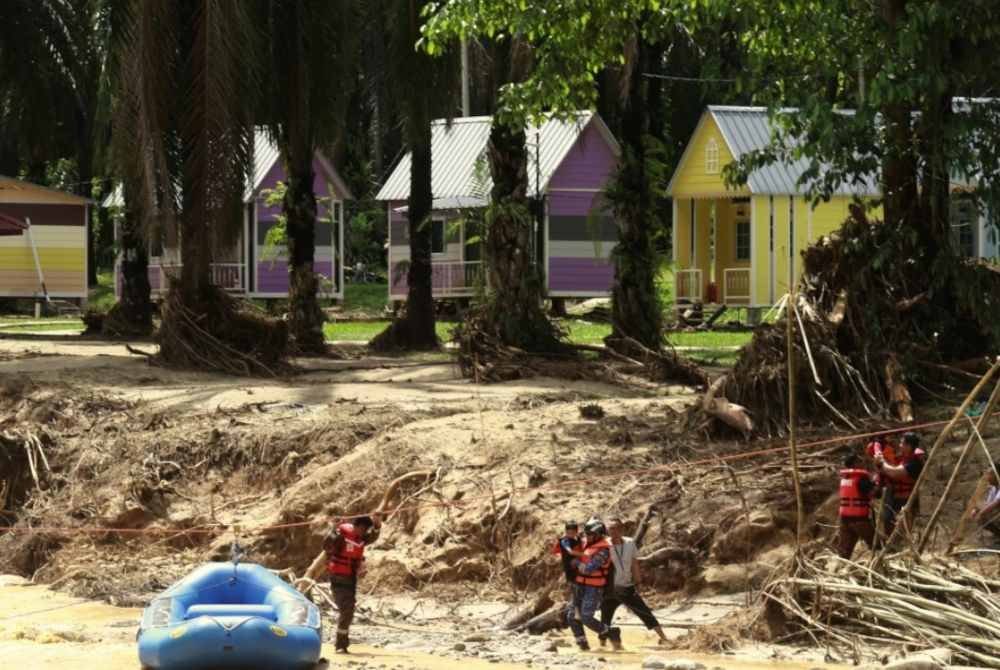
[376,112,619,202]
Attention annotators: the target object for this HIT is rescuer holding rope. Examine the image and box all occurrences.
[323,514,381,653]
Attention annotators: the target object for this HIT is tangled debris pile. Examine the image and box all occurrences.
[765,551,1000,668]
[715,207,1000,435]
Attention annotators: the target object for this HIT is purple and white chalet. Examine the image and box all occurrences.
[376,112,620,302]
[110,130,352,300]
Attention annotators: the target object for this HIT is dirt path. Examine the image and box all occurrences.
[0,577,847,670]
[0,337,669,411]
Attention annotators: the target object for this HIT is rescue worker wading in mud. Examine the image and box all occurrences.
[565,520,622,651]
[323,514,380,653]
[837,453,877,559]
[600,517,668,646]
[875,431,925,541]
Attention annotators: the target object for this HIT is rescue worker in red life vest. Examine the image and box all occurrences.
[875,431,925,540]
[837,453,877,559]
[564,520,622,651]
[323,514,381,653]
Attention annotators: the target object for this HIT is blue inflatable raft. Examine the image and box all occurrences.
[137,561,322,670]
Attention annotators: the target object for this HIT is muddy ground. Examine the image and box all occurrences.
[1,336,998,669]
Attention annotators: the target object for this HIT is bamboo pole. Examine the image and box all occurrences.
[788,291,803,552]
[878,357,1000,556]
[919,378,1000,552]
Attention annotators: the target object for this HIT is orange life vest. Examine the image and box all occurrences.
[839,468,872,518]
[574,537,611,587]
[326,523,366,578]
[891,450,925,500]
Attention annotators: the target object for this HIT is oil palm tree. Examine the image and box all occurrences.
[116,0,276,370]
[260,0,361,353]
[0,0,112,286]
[371,0,453,351]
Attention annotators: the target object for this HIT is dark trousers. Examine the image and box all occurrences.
[332,581,356,650]
[600,585,660,629]
[837,517,875,559]
[882,491,918,541]
[565,584,610,643]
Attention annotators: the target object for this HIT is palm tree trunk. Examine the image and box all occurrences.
[115,179,153,334]
[609,32,663,351]
[484,120,561,352]
[401,114,438,346]
[284,156,327,352]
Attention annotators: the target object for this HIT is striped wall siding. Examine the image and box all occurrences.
[0,219,86,296]
[547,188,616,294]
[548,258,614,293]
[257,259,333,294]
[547,121,618,191]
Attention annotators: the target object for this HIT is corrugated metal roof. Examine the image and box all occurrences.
[376,112,613,202]
[102,131,289,209]
[707,106,880,197]
[247,129,282,202]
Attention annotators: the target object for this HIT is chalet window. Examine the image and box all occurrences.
[951,198,977,257]
[705,138,720,174]
[431,218,446,255]
[735,221,751,261]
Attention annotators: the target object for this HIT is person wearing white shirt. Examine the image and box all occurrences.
[599,517,668,646]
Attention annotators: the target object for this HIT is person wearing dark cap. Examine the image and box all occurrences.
[552,521,583,584]
[875,431,925,540]
[323,514,381,653]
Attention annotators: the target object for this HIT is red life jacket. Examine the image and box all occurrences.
[839,468,872,518]
[326,523,366,578]
[574,537,611,587]
[891,451,924,500]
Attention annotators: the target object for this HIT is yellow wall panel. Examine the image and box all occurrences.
[669,115,750,199]
[811,198,852,238]
[752,196,771,305]
[694,200,712,297]
[0,247,85,272]
[773,196,792,297]
[674,199,692,268]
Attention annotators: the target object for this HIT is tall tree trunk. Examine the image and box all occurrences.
[402,115,437,346]
[115,179,153,334]
[76,123,97,287]
[285,156,327,352]
[880,0,919,235]
[484,119,560,351]
[178,0,211,303]
[371,90,436,350]
[371,0,437,351]
[609,32,663,351]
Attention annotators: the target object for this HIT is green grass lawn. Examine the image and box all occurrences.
[89,271,117,312]
[325,320,457,342]
[342,282,389,315]
[0,320,84,332]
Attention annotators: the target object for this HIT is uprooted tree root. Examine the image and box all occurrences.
[712,206,1000,435]
[454,309,708,390]
[155,285,289,376]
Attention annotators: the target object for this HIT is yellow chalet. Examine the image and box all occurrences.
[667,105,882,312]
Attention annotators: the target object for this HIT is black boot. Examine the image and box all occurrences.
[608,627,622,651]
[575,635,590,651]
[335,632,349,653]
